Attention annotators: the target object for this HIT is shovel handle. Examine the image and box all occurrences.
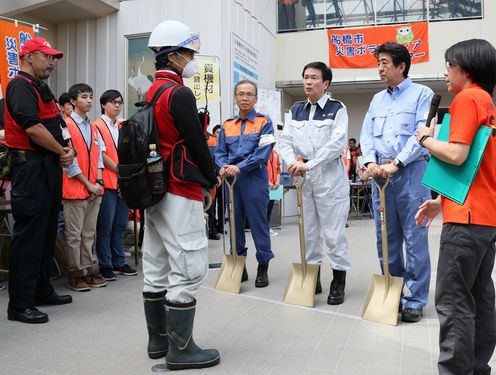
[292,174,308,275]
[223,175,238,259]
[372,177,391,284]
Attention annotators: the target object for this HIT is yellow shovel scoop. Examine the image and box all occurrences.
[215,175,246,293]
[283,173,319,307]
[362,177,404,325]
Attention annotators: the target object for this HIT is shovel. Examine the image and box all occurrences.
[362,177,404,326]
[283,173,319,307]
[215,175,246,293]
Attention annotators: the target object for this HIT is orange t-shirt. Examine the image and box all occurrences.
[441,84,496,226]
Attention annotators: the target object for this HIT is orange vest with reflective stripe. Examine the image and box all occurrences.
[62,116,100,200]
[94,117,119,190]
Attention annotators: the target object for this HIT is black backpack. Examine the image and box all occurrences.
[117,82,175,209]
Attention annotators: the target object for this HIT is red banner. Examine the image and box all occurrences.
[327,22,429,69]
[0,20,36,97]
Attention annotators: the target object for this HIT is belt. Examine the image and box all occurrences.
[378,155,427,165]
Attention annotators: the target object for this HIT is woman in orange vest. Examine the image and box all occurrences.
[94,90,137,281]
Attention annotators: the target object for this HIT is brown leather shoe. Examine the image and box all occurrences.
[68,277,91,292]
[83,275,108,288]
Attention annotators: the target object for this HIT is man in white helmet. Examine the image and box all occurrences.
[141,20,219,370]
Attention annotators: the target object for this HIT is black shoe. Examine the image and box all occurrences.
[255,263,269,288]
[315,266,322,294]
[208,232,220,240]
[241,266,248,282]
[114,264,138,276]
[327,270,346,305]
[8,308,49,324]
[143,291,168,359]
[401,307,423,323]
[35,292,73,306]
[100,268,117,281]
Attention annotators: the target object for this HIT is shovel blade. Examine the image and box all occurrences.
[283,263,319,308]
[215,254,246,294]
[362,274,404,326]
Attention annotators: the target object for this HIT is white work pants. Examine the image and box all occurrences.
[142,193,208,303]
[302,160,351,270]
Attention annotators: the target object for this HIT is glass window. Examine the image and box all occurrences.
[375,0,427,24]
[277,0,483,33]
[429,0,482,20]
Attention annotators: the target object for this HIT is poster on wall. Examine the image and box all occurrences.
[327,22,429,69]
[126,35,155,117]
[186,55,222,132]
[255,88,282,139]
[231,33,259,117]
[0,20,37,97]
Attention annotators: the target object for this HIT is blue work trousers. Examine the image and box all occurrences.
[371,160,431,309]
[96,189,129,269]
[231,167,274,264]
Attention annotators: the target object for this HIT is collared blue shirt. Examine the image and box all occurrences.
[360,77,433,166]
[215,108,274,173]
[64,111,104,178]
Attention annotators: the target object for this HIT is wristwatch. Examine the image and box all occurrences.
[96,179,105,186]
[393,158,404,169]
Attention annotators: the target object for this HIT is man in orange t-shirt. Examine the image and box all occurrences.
[416,39,496,375]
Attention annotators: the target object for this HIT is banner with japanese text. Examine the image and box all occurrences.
[327,22,429,69]
[186,55,221,132]
[0,20,36,97]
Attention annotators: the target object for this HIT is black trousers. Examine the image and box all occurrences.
[207,186,224,235]
[8,154,62,310]
[436,223,496,375]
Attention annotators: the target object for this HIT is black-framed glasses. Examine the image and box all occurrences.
[110,99,123,105]
[445,61,457,69]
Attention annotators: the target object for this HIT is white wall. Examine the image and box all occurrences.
[53,0,276,120]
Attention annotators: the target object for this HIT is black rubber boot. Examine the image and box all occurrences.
[241,265,248,282]
[315,265,322,294]
[255,263,269,288]
[327,269,346,305]
[165,299,220,370]
[143,291,168,359]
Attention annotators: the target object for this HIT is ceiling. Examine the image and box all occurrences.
[3,0,119,24]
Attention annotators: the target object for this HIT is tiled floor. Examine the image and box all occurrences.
[0,214,494,374]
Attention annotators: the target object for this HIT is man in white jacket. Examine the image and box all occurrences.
[277,61,350,305]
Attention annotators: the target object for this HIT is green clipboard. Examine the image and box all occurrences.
[421,114,491,205]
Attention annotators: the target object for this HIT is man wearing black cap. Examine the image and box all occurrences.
[4,37,75,323]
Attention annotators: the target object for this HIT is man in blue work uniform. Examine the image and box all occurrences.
[360,42,433,322]
[215,79,275,287]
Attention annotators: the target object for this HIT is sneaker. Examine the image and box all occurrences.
[68,277,91,292]
[401,307,423,323]
[83,275,108,288]
[114,264,138,276]
[124,251,132,257]
[100,268,117,281]
[269,229,279,236]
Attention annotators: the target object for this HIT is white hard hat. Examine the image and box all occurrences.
[148,20,200,54]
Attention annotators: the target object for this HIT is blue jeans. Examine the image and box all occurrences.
[96,190,129,269]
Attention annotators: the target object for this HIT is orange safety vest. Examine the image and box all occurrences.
[62,116,100,200]
[94,117,119,190]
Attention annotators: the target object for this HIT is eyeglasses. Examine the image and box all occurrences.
[235,92,256,98]
[110,99,123,105]
[445,61,457,69]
